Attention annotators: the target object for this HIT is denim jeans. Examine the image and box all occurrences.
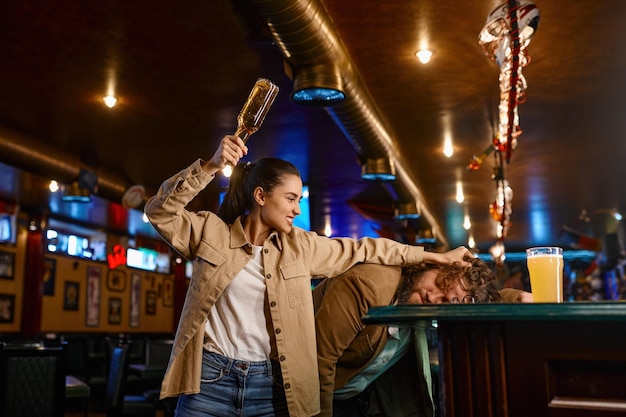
[175,351,289,417]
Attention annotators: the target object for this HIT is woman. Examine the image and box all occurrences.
[144,134,471,417]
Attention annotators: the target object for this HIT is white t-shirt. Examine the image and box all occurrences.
[204,245,270,361]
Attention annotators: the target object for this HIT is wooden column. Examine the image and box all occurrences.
[438,322,509,417]
[21,216,45,338]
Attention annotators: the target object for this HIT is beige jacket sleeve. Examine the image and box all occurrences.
[499,287,525,302]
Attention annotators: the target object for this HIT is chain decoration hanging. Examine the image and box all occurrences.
[488,152,512,264]
[468,0,539,262]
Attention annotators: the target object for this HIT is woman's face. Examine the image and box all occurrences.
[258,174,303,233]
[404,269,469,304]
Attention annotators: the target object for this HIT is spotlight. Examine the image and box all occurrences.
[291,65,346,107]
[361,157,396,181]
[395,201,421,220]
[61,181,91,203]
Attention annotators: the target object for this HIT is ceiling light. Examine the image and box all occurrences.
[103,95,118,108]
[49,180,59,193]
[416,49,433,64]
[456,181,464,203]
[324,215,332,237]
[443,133,453,157]
[291,65,346,107]
[463,214,471,230]
[395,201,421,220]
[361,157,396,181]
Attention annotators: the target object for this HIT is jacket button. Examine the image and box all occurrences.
[275,328,281,334]
[284,383,290,389]
[270,301,276,307]
[279,355,286,361]
[264,249,269,254]
[266,274,271,279]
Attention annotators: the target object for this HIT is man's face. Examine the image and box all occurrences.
[403,269,470,304]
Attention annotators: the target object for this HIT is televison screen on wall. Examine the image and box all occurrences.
[127,247,170,273]
[0,214,14,244]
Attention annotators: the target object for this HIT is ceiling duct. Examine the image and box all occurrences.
[248,0,447,247]
[0,126,139,205]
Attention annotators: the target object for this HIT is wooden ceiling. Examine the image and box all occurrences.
[0,0,624,258]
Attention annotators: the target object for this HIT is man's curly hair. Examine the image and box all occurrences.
[396,255,502,303]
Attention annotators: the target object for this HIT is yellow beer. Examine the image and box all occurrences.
[526,247,564,303]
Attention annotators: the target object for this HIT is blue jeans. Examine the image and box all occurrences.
[175,351,289,417]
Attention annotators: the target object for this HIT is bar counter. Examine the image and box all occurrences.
[363,302,626,417]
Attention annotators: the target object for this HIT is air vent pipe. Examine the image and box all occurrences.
[0,126,135,204]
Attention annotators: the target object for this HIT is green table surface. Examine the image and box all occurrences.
[362,301,626,326]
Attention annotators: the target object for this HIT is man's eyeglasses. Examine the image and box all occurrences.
[450,295,476,304]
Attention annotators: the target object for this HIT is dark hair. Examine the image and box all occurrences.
[217,157,301,224]
[397,255,502,303]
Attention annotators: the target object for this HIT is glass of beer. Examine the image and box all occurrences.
[526,247,564,303]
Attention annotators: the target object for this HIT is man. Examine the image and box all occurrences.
[313,258,529,417]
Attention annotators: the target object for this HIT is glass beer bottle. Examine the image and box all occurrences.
[234,78,280,143]
[222,78,279,176]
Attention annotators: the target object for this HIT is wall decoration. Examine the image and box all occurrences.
[147,274,158,290]
[108,297,122,325]
[470,0,540,263]
[63,281,80,311]
[146,290,157,315]
[0,251,14,279]
[43,258,57,295]
[162,277,174,307]
[106,268,127,292]
[130,273,141,328]
[0,293,15,323]
[86,266,101,327]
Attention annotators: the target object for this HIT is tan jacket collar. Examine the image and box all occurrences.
[230,216,283,251]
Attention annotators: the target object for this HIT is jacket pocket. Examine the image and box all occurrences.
[280,261,309,308]
[192,241,226,292]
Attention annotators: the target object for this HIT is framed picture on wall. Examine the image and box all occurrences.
[130,273,141,328]
[0,293,15,323]
[0,251,14,280]
[108,297,122,325]
[86,266,101,327]
[63,281,79,311]
[162,277,174,307]
[43,258,57,296]
[146,290,157,315]
[106,268,127,292]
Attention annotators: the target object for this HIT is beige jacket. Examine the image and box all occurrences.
[144,159,426,417]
